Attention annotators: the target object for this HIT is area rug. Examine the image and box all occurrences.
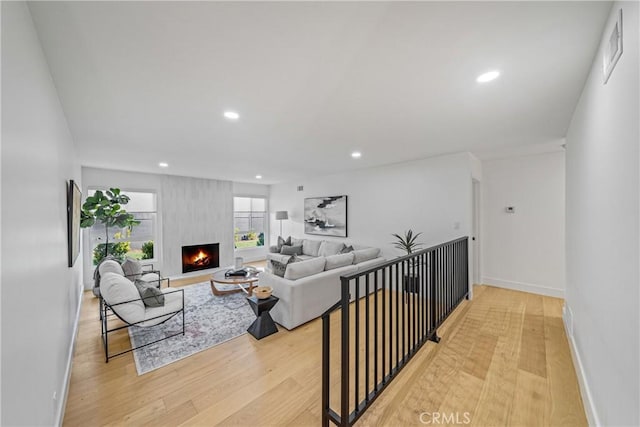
[128,281,256,375]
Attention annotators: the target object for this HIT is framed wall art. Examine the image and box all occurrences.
[304,195,347,237]
[67,179,82,267]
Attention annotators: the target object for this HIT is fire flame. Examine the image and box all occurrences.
[193,250,207,263]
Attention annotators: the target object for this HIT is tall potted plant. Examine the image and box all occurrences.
[392,229,424,299]
[80,188,140,263]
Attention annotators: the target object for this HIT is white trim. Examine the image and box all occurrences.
[563,303,601,427]
[55,285,84,427]
[482,276,564,298]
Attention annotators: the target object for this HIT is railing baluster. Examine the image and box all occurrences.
[355,276,360,411]
[322,313,330,427]
[340,277,350,426]
[374,271,378,391]
[419,254,423,342]
[395,262,399,368]
[382,266,386,384]
[416,258,420,349]
[365,273,370,401]
[401,260,405,363]
[412,259,420,351]
[430,249,437,340]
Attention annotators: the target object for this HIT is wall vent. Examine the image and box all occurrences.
[297,185,304,191]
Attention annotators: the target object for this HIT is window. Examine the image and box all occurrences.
[87,189,157,265]
[234,197,266,249]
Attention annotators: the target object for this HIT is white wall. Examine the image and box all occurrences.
[481,151,566,297]
[269,152,474,261]
[1,2,82,425]
[565,2,639,425]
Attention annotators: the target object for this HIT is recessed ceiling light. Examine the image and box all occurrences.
[255,175,262,179]
[351,151,362,159]
[224,111,240,120]
[476,70,500,83]
[158,162,169,168]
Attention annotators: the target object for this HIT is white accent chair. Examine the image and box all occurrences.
[99,270,184,362]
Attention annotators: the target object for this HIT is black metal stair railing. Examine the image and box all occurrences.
[321,237,469,427]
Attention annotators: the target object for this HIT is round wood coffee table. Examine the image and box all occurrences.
[210,268,260,297]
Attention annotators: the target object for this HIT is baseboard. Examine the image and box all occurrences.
[239,254,268,263]
[563,304,600,427]
[55,284,84,427]
[481,276,564,298]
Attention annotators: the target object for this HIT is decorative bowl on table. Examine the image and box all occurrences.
[254,286,273,299]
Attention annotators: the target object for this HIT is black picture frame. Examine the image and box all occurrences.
[67,179,82,267]
[303,195,348,237]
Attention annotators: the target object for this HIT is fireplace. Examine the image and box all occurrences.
[181,243,220,274]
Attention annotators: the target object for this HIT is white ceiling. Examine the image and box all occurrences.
[28,1,611,184]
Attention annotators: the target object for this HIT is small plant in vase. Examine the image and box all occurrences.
[392,229,424,300]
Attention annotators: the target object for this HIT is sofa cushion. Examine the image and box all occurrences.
[99,259,125,277]
[284,257,326,280]
[302,239,322,257]
[291,237,304,247]
[100,272,145,324]
[325,253,355,270]
[352,248,381,264]
[280,245,303,256]
[340,245,355,254]
[318,241,345,257]
[122,257,143,279]
[134,279,165,307]
[139,288,184,327]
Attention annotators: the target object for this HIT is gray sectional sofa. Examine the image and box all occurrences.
[258,237,385,330]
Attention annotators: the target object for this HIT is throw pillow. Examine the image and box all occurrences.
[121,257,143,279]
[277,235,292,251]
[340,245,355,254]
[271,260,287,277]
[134,279,165,307]
[280,245,303,256]
[291,237,304,247]
[302,239,322,257]
[318,241,346,257]
[271,255,301,278]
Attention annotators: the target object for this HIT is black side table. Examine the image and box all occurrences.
[246,295,279,340]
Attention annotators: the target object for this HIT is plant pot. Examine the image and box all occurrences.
[403,274,420,300]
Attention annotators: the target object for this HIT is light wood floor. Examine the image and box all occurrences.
[63,277,587,426]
